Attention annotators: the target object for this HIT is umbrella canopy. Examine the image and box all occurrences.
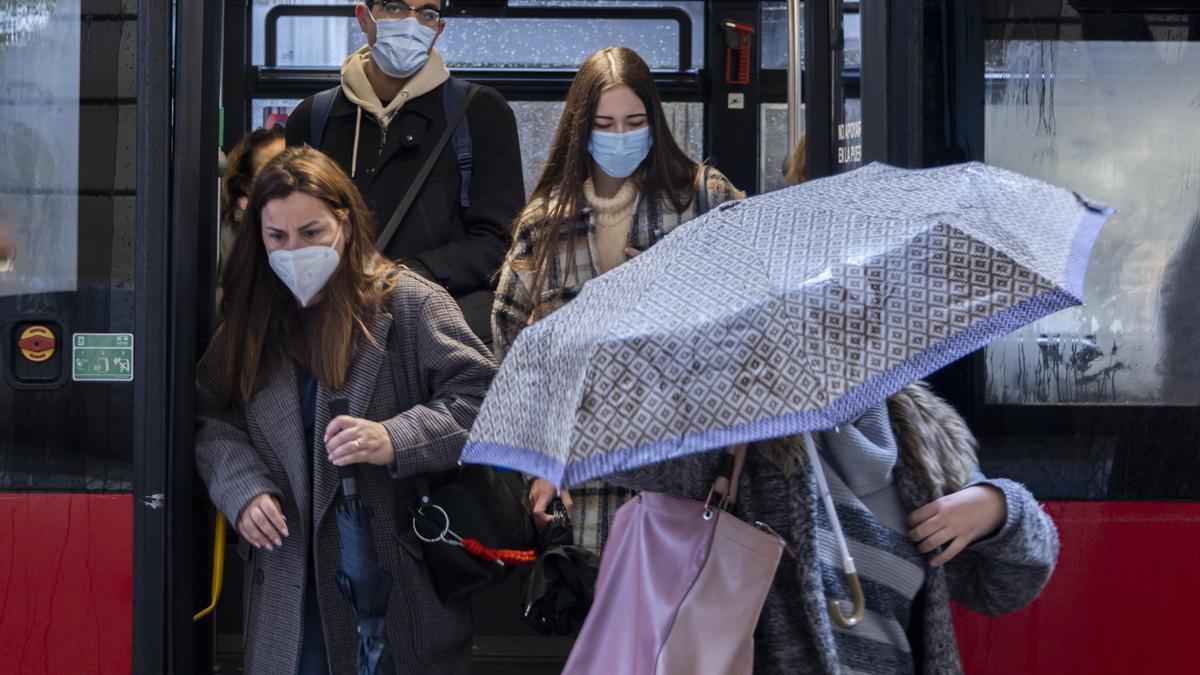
[335,497,397,675]
[463,162,1114,488]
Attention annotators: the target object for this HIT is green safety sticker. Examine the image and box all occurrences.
[72,333,134,382]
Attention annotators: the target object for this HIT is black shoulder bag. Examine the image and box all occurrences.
[387,316,537,602]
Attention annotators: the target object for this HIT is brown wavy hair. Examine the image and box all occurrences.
[519,47,699,313]
[221,127,285,230]
[217,146,398,408]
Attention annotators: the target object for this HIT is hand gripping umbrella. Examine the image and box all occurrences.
[330,397,396,675]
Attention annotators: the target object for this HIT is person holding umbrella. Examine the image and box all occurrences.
[465,161,1102,672]
[605,388,1058,674]
[195,147,494,674]
[492,46,745,551]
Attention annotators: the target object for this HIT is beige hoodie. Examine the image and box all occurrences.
[339,45,451,176]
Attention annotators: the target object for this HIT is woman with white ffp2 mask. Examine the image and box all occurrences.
[200,146,495,674]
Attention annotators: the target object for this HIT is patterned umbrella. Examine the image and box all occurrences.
[463,162,1114,488]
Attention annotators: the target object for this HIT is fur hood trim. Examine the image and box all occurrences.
[887,382,979,498]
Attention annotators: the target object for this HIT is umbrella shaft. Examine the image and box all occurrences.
[341,473,360,499]
[803,433,856,573]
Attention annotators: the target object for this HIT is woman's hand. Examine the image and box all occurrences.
[325,415,394,466]
[238,493,288,551]
[907,485,1007,567]
[528,478,573,530]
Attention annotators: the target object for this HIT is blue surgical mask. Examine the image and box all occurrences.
[368,15,436,79]
[588,127,653,179]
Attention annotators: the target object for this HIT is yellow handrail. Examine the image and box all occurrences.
[193,512,226,621]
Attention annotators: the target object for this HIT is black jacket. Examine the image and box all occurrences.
[285,81,524,342]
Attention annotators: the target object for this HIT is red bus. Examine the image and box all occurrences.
[1,1,1197,672]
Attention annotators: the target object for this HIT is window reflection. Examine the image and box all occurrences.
[983,33,1200,405]
[253,0,705,70]
[0,0,79,297]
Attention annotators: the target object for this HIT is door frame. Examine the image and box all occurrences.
[133,0,223,671]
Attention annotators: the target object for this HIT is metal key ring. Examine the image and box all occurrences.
[412,504,451,543]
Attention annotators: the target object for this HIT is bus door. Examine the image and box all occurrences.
[0,1,222,673]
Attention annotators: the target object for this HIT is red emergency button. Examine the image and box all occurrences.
[18,325,56,362]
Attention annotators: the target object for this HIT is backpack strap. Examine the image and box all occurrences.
[442,77,476,211]
[377,83,480,252]
[309,85,341,150]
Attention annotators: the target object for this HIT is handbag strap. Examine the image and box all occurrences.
[375,82,481,252]
[705,443,748,510]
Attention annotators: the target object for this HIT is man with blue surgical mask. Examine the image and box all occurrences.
[286,0,524,346]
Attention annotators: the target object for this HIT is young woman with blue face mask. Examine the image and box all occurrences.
[196,147,495,674]
[491,47,746,552]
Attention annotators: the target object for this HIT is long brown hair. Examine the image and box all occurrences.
[217,146,398,408]
[520,47,699,308]
[221,126,285,229]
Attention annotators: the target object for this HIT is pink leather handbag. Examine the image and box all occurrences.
[562,445,785,675]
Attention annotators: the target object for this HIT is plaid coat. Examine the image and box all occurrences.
[196,272,495,674]
[491,166,745,551]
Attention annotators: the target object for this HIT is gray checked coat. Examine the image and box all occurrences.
[195,272,495,675]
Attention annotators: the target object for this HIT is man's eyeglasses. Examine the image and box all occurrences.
[373,1,442,27]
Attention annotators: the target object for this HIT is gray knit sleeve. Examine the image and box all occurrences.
[942,476,1060,616]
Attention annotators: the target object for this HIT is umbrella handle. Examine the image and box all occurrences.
[828,571,865,629]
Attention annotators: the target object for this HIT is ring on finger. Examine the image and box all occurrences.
[354,439,362,450]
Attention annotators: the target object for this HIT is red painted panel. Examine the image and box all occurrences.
[955,501,1200,674]
[0,493,132,675]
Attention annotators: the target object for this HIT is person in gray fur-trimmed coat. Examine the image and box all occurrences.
[196,147,494,674]
[609,383,1059,675]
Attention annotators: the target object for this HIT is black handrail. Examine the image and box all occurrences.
[263,4,694,70]
[249,66,704,102]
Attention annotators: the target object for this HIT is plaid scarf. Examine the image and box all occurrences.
[493,166,745,552]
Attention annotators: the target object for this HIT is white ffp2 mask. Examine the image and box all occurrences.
[268,229,342,307]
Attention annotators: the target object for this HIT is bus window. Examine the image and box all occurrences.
[253,0,705,70]
[760,102,793,192]
[0,5,81,298]
[982,9,1200,407]
[759,2,862,191]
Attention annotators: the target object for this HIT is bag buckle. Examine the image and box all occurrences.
[702,486,732,519]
